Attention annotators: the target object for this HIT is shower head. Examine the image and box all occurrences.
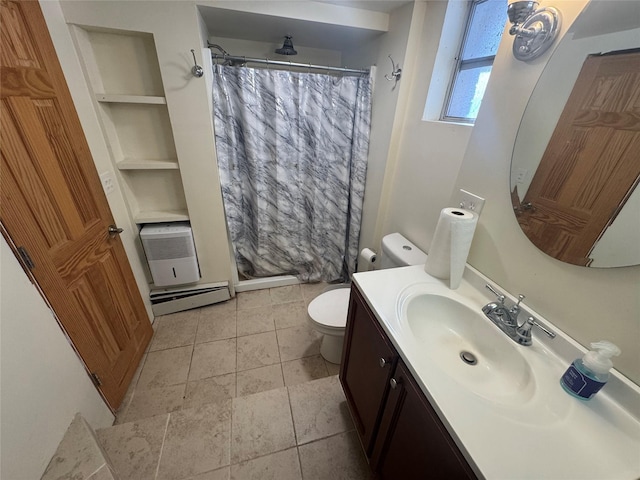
[275,35,297,56]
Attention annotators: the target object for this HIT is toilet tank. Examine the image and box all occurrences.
[380,233,427,269]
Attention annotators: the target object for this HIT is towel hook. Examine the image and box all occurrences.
[191,49,203,77]
[384,55,401,90]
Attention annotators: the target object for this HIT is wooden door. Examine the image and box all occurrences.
[0,0,152,408]
[340,286,398,457]
[518,50,640,266]
[371,361,476,480]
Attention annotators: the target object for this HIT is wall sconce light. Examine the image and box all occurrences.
[507,1,561,61]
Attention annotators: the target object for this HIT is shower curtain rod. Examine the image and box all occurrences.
[210,53,369,75]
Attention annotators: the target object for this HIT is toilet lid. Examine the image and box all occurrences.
[308,288,350,328]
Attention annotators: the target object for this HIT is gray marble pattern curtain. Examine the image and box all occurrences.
[212,65,372,282]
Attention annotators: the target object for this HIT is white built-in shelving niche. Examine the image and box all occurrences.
[74,27,188,223]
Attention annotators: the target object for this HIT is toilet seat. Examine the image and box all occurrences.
[307,287,350,332]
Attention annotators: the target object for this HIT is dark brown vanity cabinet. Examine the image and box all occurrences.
[340,285,476,480]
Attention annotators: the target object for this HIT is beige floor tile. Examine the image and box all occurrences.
[236,331,280,371]
[276,325,322,361]
[236,364,284,396]
[190,339,237,381]
[236,306,275,337]
[298,431,371,480]
[237,289,272,310]
[325,360,341,376]
[137,346,192,390]
[300,282,329,304]
[273,301,308,330]
[157,401,232,480]
[116,353,147,420]
[184,373,236,410]
[117,384,185,424]
[184,467,230,480]
[231,387,296,463]
[197,309,237,344]
[87,464,117,480]
[42,415,106,480]
[204,298,237,313]
[149,310,199,352]
[96,414,169,480]
[230,448,302,480]
[281,355,329,386]
[270,285,303,304]
[288,375,353,445]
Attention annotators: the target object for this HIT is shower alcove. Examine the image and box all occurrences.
[198,2,412,291]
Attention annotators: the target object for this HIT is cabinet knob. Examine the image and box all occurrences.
[379,357,388,368]
[390,377,401,389]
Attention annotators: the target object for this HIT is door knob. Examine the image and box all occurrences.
[108,225,124,237]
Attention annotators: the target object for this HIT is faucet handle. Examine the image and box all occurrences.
[516,316,556,345]
[485,284,505,304]
[515,294,525,308]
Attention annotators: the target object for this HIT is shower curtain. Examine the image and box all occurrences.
[212,64,372,282]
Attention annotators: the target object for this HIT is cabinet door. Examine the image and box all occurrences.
[340,285,397,456]
[372,362,476,480]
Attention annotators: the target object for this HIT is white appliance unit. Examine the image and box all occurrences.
[140,223,200,287]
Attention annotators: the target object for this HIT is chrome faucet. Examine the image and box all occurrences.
[482,284,555,346]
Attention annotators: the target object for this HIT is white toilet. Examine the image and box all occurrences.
[307,233,428,364]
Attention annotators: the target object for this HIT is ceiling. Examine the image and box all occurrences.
[198,1,411,52]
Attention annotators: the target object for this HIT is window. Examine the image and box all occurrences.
[442,0,507,123]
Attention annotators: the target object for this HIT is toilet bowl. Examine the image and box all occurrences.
[307,233,427,364]
[307,287,351,364]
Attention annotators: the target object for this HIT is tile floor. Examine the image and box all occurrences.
[98,283,372,480]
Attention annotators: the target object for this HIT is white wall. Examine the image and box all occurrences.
[450,0,640,384]
[58,0,233,288]
[0,238,114,480]
[342,2,415,258]
[376,1,473,251]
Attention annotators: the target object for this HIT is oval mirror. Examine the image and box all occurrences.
[510,0,640,267]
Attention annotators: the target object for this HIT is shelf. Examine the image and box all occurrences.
[96,94,166,105]
[117,159,179,170]
[134,209,189,224]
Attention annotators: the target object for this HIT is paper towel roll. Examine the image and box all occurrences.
[359,248,377,270]
[424,208,478,289]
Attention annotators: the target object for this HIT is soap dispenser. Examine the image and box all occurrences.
[560,341,621,400]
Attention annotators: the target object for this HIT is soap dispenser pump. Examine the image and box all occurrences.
[560,341,621,400]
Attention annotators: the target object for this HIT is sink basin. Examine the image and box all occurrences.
[397,284,536,405]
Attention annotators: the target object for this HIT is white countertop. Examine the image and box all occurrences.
[353,264,640,480]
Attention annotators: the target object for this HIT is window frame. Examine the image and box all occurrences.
[441,0,503,124]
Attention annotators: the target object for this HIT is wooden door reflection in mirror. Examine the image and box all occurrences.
[513,50,640,266]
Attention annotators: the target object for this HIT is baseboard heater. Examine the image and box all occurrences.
[150,281,231,317]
